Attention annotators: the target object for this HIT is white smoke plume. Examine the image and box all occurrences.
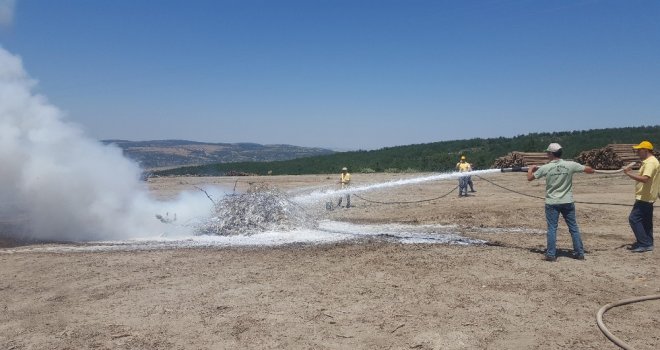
[0,47,217,242]
[0,0,16,27]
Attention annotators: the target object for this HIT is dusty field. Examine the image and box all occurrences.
[1,172,659,349]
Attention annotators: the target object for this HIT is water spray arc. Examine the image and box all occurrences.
[292,169,501,204]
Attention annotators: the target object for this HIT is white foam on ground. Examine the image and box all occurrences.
[0,221,486,254]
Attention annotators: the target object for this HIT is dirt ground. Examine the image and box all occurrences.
[1,172,659,349]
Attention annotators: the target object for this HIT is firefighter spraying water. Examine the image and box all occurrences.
[337,167,351,208]
[455,155,475,197]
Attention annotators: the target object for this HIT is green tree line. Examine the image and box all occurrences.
[153,126,660,176]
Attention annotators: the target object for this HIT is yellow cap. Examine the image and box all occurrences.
[632,141,654,150]
[460,156,466,160]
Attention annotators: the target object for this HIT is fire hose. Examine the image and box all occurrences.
[500,162,637,174]
[352,185,458,204]
[494,163,644,206]
[501,162,659,349]
[596,294,660,350]
[349,165,658,348]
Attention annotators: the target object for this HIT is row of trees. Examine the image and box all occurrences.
[154,126,660,176]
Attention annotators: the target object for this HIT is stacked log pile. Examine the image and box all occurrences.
[574,146,623,170]
[575,144,660,170]
[492,152,547,168]
[494,144,660,170]
[606,144,643,165]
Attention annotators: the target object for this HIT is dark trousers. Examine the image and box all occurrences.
[629,200,654,247]
[466,176,474,191]
[337,194,351,208]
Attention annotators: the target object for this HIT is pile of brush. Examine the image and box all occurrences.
[196,184,317,236]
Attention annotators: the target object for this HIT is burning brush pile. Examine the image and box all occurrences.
[196,184,318,236]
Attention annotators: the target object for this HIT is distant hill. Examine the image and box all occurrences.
[152,125,660,176]
[102,140,335,169]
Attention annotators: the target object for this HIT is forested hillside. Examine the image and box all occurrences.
[103,140,334,169]
[153,126,660,176]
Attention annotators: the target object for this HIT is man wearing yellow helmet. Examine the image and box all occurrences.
[337,167,351,208]
[623,141,659,252]
[456,155,472,197]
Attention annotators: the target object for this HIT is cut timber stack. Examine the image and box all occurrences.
[606,144,642,166]
[575,146,623,170]
[575,144,660,170]
[492,152,547,168]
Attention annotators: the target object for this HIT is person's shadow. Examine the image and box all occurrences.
[528,247,587,258]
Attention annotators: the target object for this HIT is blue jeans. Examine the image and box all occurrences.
[545,203,584,257]
[458,176,468,195]
[337,194,351,208]
[629,200,654,247]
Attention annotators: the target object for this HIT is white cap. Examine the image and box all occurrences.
[546,143,562,152]
[341,167,348,171]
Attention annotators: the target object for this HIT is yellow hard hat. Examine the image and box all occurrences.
[632,141,654,150]
[460,156,466,160]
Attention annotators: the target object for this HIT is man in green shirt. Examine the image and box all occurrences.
[527,143,595,261]
[623,141,659,252]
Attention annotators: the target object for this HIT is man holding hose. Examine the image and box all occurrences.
[337,167,351,208]
[527,143,595,261]
[456,156,472,197]
[623,141,659,253]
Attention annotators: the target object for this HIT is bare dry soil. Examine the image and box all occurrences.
[1,173,659,349]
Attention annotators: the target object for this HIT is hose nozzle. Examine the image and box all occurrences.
[501,166,529,173]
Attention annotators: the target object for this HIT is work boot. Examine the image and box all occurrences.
[631,246,654,253]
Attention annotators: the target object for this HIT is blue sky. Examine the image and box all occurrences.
[1,0,658,149]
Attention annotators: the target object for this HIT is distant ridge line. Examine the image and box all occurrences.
[102,139,335,169]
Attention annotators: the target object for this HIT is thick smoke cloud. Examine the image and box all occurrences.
[0,47,215,242]
[0,0,16,27]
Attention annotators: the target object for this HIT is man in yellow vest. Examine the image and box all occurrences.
[623,141,660,252]
[338,167,351,208]
[456,156,472,197]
